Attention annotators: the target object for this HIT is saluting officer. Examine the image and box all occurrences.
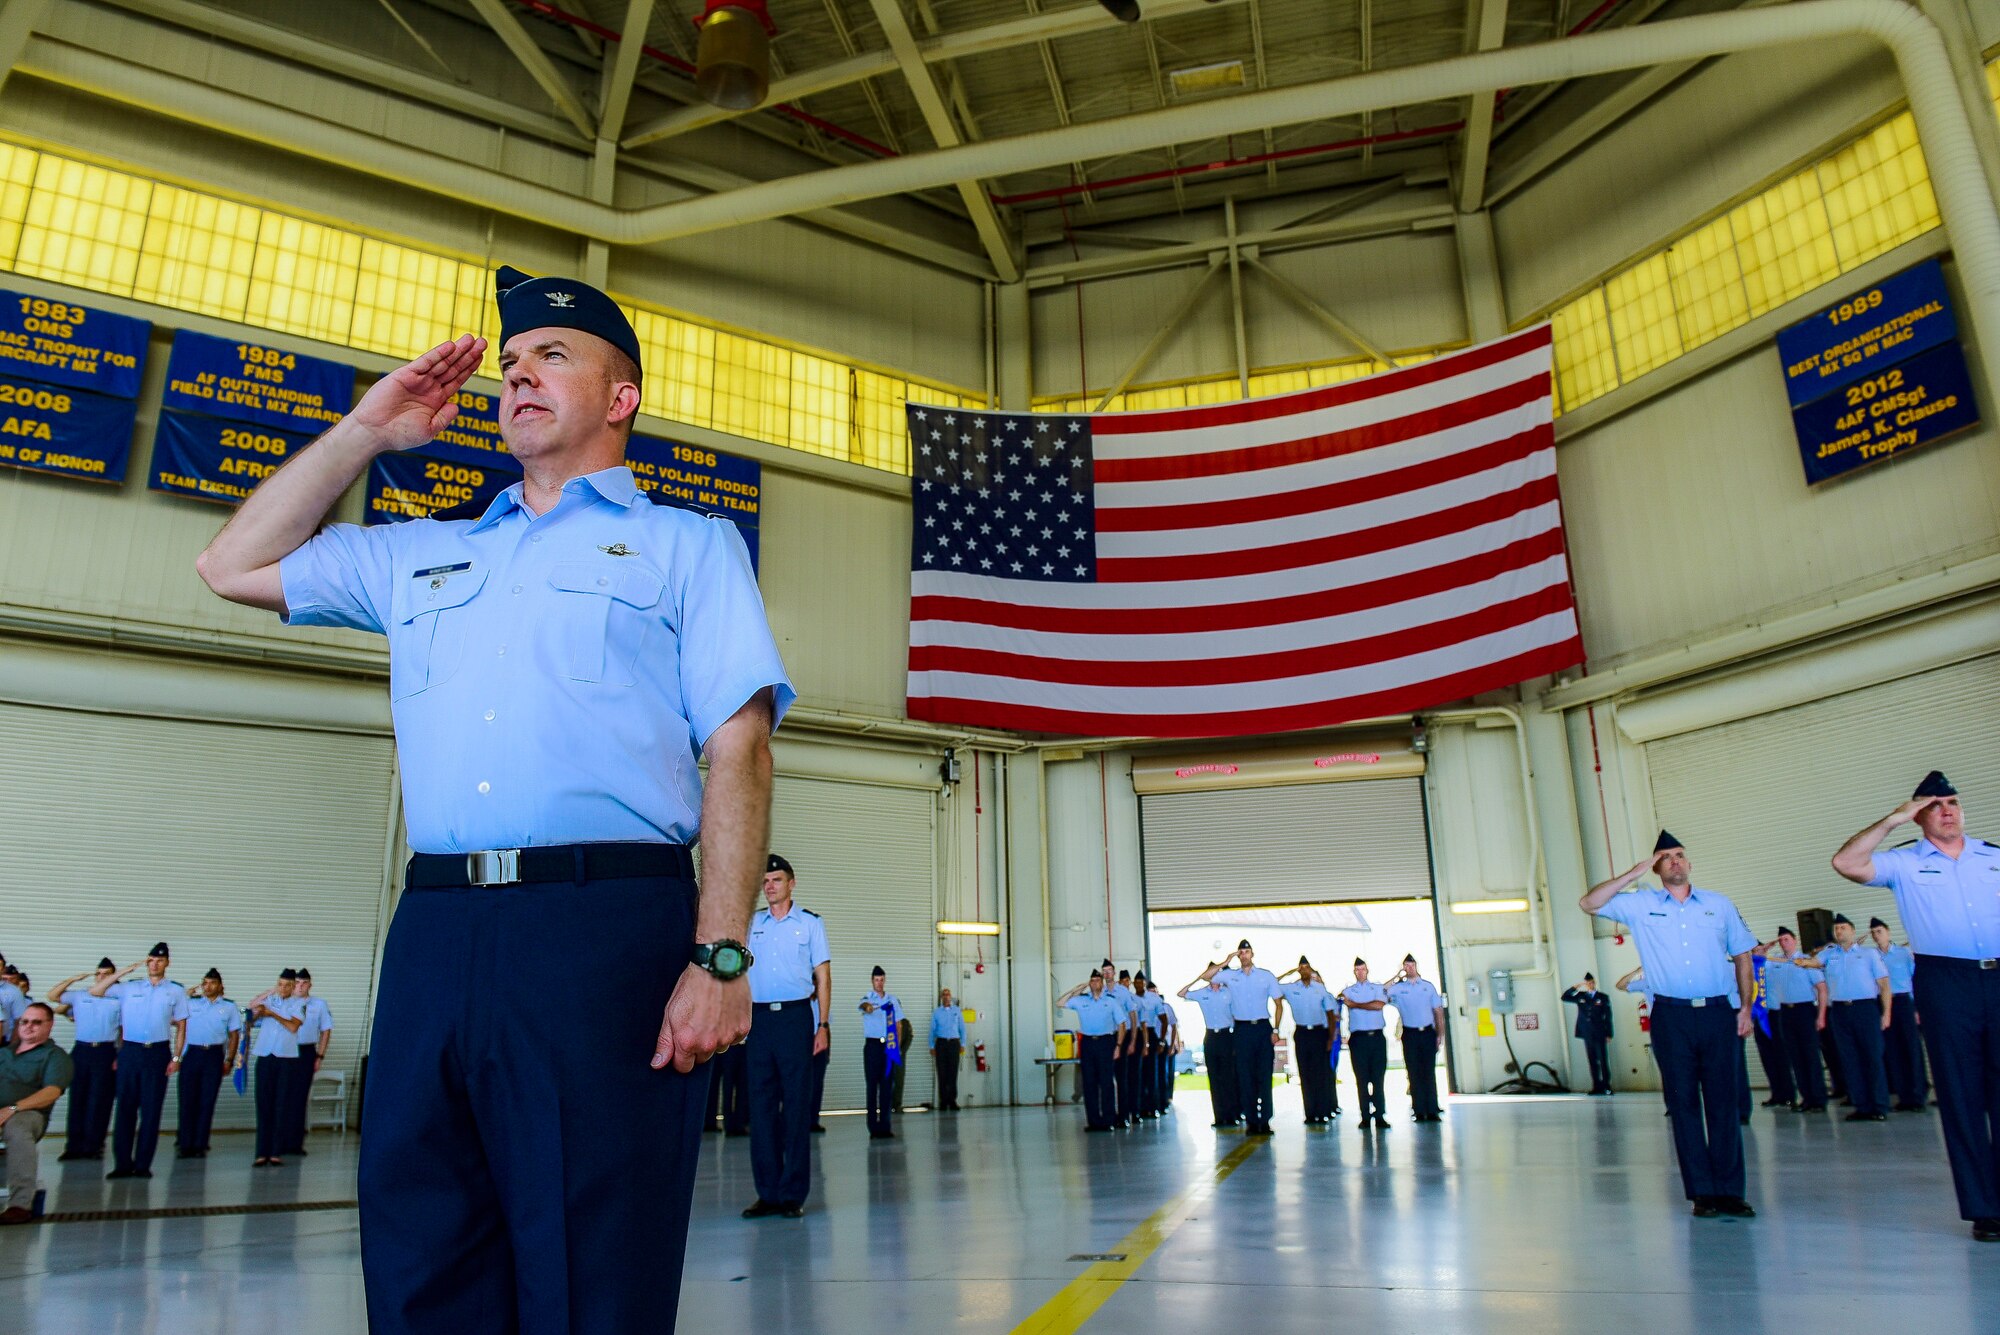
[1341,959,1391,1130]
[1103,966,1140,1128]
[1059,973,1126,1131]
[95,942,188,1181]
[196,266,791,1330]
[248,970,306,1167]
[1582,830,1757,1220]
[1150,982,1179,1117]
[176,968,241,1158]
[1795,915,1892,1120]
[46,958,120,1160]
[1278,958,1338,1124]
[931,988,965,1112]
[283,968,333,1155]
[1832,771,2000,1240]
[1868,916,1929,1112]
[1130,971,1163,1119]
[742,853,828,1219]
[1745,941,1797,1110]
[1388,955,1447,1123]
[1561,974,1615,1095]
[1198,941,1279,1136]
[1765,925,1830,1113]
[859,967,902,1140]
[1178,967,1241,1128]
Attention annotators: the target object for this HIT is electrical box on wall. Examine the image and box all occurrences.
[1487,968,1516,1014]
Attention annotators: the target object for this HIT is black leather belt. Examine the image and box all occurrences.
[1828,999,1878,1007]
[1914,954,2000,971]
[408,841,694,888]
[1649,994,1733,1009]
[757,998,813,1012]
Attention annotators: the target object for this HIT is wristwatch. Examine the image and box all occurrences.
[691,940,754,981]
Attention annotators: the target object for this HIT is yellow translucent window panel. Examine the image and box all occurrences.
[1603,252,1684,382]
[786,352,851,461]
[246,213,363,345]
[14,156,153,296]
[1549,287,1619,412]
[1664,213,1749,352]
[631,308,716,430]
[1731,172,1841,319]
[1817,112,1939,271]
[132,184,258,320]
[710,331,792,447]
[1987,56,2000,113]
[0,141,37,269]
[351,240,488,361]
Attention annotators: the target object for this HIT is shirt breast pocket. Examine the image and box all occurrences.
[392,567,488,700]
[548,561,666,686]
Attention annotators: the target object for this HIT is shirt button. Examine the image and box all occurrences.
[513,584,523,595]
[531,535,542,543]
[484,710,496,722]
[477,781,491,794]
[597,576,609,587]
[497,646,506,656]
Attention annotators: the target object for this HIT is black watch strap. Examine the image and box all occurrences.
[692,939,754,981]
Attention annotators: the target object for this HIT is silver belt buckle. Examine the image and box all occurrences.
[769,1002,784,1012]
[1982,959,1999,970]
[1689,997,1706,1008]
[467,848,522,886]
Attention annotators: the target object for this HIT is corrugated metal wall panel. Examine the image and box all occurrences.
[0,701,394,1135]
[1644,654,2000,944]
[1140,778,1430,908]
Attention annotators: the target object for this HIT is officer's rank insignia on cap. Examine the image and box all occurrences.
[548,292,576,308]
[599,543,636,557]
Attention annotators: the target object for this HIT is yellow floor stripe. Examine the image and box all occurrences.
[1010,1137,1268,1335]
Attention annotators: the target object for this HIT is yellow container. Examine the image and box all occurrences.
[1053,1031,1075,1060]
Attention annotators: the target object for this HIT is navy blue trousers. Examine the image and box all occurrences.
[1583,1036,1613,1093]
[281,1051,316,1153]
[1777,1004,1830,1107]
[934,1038,961,1109]
[1078,1034,1116,1128]
[175,1044,226,1151]
[1293,1027,1332,1119]
[1403,1027,1442,1118]
[1735,1037,1751,1121]
[1827,1001,1891,1116]
[254,1054,293,1159]
[64,1041,116,1155]
[359,870,704,1335]
[1349,1030,1388,1118]
[1649,1001,1745,1200]
[1233,1019,1275,1130]
[1113,1043,1139,1125]
[1752,1018,1795,1104]
[1202,1031,1240,1125]
[1157,1045,1173,1112]
[863,1039,894,1135]
[1884,992,1929,1109]
[707,1042,749,1132]
[746,1001,813,1204]
[811,1041,829,1123]
[1136,1040,1158,1115]
[110,1042,171,1173]
[1913,956,2000,1220]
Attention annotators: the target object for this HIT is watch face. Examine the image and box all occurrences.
[712,945,746,974]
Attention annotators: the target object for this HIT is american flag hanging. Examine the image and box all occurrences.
[905,325,1585,737]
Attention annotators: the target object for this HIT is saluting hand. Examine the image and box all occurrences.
[1887,796,1937,826]
[349,334,487,453]
[651,966,749,1075]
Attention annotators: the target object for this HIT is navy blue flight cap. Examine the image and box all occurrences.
[1913,770,1957,799]
[767,854,794,877]
[297,968,312,981]
[1868,917,1889,930]
[148,941,170,958]
[870,965,885,978]
[1237,939,1252,951]
[1653,829,1683,853]
[97,956,116,970]
[1832,914,1853,927]
[278,968,299,981]
[495,266,642,372]
[203,967,222,981]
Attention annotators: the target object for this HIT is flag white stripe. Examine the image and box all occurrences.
[911,499,1563,610]
[1095,397,1552,511]
[910,612,1580,714]
[1093,344,1553,459]
[1097,452,1556,559]
[911,555,1572,660]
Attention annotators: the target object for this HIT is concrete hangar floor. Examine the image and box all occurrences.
[2,1086,1990,1334]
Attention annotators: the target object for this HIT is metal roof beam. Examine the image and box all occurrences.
[1026,205,1455,286]
[1455,0,1509,212]
[597,0,655,138]
[466,0,597,140]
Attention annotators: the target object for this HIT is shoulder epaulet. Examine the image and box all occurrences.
[800,908,822,918]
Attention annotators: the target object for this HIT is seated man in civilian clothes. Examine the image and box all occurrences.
[0,1004,73,1224]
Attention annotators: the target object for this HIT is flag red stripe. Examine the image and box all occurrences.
[906,639,1586,737]
[1089,325,1553,436]
[909,586,1574,687]
[911,528,1569,635]
[1093,374,1549,484]
[1097,474,1559,583]
[1097,424,1552,532]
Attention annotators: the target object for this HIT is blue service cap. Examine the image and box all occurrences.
[1654,829,1684,853]
[494,266,642,373]
[767,854,794,877]
[148,941,170,958]
[1913,770,1957,799]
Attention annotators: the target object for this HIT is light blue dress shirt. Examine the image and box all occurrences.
[1341,980,1389,1030]
[62,990,123,1043]
[858,992,900,1041]
[1866,838,2000,960]
[1104,983,1137,1024]
[280,467,796,854]
[1621,976,1653,1000]
[1132,991,1164,1038]
[1219,967,1279,1023]
[1281,981,1336,1029]
[931,1004,964,1043]
[183,996,243,1048]
[1763,951,1823,1006]
[1186,983,1234,1031]
[1816,943,1889,1002]
[1387,977,1444,1029]
[1064,992,1123,1037]
[1877,942,1916,994]
[747,904,831,1004]
[1591,886,1756,999]
[295,996,334,1049]
[108,978,190,1043]
[0,981,24,1041]
[251,996,306,1058]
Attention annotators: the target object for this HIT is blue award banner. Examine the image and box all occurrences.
[1779,259,1956,408]
[626,433,761,566]
[0,375,139,483]
[1791,338,1979,485]
[0,290,150,399]
[149,410,315,506]
[161,330,352,433]
[365,448,521,525]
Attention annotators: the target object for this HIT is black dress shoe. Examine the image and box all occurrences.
[1760,1098,1789,1107]
[1894,1103,1926,1113]
[1972,1218,2000,1242]
[105,1169,134,1180]
[1797,1103,1827,1114]
[1372,1117,1392,1130]
[1715,1197,1756,1218]
[741,1199,780,1218]
[780,1202,805,1218]
[134,1170,153,1179]
[811,1124,826,1133]
[58,1152,87,1161]
[1845,1111,1888,1122]
[1691,1198,1720,1218]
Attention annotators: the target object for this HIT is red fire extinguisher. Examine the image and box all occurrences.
[1637,999,1652,1034]
[974,1041,988,1073]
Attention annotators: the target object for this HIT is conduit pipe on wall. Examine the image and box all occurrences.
[1426,706,1557,983]
[20,2,2000,394]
